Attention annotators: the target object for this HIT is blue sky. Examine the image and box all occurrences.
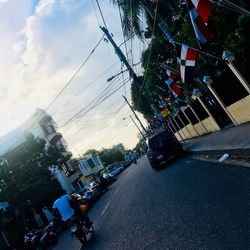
[0,0,147,154]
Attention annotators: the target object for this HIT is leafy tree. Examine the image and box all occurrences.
[0,134,61,212]
[113,0,250,117]
[84,149,99,155]
[99,149,124,166]
[111,0,179,37]
[131,76,153,120]
[133,138,148,153]
[84,144,127,166]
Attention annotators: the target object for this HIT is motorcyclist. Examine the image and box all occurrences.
[130,151,137,164]
[52,189,92,229]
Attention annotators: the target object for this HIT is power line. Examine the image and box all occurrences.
[118,4,130,63]
[70,78,129,121]
[59,75,123,126]
[95,0,108,29]
[60,76,130,128]
[45,34,105,111]
[51,60,120,114]
[68,77,130,125]
[210,0,250,17]
[140,0,159,94]
[67,99,127,138]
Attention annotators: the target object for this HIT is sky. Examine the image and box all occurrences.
[0,0,148,154]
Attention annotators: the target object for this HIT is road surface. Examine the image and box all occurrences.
[53,156,250,250]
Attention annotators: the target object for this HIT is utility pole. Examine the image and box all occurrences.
[129,115,147,142]
[101,26,177,139]
[100,26,159,125]
[100,26,139,84]
[123,95,147,134]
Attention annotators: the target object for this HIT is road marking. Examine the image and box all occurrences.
[101,201,110,216]
[115,187,120,194]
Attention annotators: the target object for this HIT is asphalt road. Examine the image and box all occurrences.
[53,156,250,250]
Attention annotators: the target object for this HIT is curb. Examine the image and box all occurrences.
[185,148,250,161]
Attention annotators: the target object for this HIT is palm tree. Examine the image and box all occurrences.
[111,0,181,38]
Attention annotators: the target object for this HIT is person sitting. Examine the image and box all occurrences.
[53,189,92,228]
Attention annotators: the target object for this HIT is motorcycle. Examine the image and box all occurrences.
[40,222,57,249]
[68,193,94,245]
[24,229,41,250]
[66,217,94,245]
[24,222,57,250]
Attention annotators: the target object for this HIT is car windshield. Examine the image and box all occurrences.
[148,132,171,150]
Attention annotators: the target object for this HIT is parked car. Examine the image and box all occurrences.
[102,172,116,184]
[88,182,102,199]
[108,166,123,178]
[78,187,96,204]
[147,130,183,169]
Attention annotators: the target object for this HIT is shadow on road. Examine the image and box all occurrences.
[80,231,99,250]
[154,155,183,171]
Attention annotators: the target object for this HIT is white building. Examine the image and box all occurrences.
[74,154,105,189]
[0,109,105,192]
[0,108,81,192]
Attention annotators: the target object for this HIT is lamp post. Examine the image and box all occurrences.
[203,76,238,125]
[123,116,147,142]
[222,51,250,94]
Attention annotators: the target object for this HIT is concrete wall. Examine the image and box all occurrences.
[194,122,208,135]
[185,124,199,138]
[174,132,182,141]
[174,117,220,141]
[227,94,250,125]
[203,117,220,131]
[174,124,195,140]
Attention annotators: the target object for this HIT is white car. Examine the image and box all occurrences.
[89,181,98,189]
[109,167,122,177]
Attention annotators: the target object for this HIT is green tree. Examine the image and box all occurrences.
[133,137,148,153]
[85,144,126,166]
[131,76,153,119]
[0,134,61,211]
[115,1,250,118]
[111,0,179,38]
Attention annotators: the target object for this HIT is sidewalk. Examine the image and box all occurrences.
[183,122,250,157]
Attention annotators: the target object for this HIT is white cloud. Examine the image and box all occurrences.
[0,0,9,4]
[0,0,146,153]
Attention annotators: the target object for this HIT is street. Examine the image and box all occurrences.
[53,156,250,250]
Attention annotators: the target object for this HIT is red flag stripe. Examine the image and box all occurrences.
[171,82,182,96]
[195,15,213,40]
[186,47,197,61]
[191,0,211,23]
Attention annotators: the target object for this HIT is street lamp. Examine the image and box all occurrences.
[122,116,146,142]
[107,69,129,82]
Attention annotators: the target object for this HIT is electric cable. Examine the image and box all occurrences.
[45,34,105,111]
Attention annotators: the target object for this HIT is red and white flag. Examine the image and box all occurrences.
[191,0,211,24]
[176,44,198,84]
[161,66,182,97]
[186,0,213,48]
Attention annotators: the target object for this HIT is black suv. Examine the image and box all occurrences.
[147,130,183,169]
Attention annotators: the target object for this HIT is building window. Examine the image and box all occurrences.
[87,158,95,169]
[92,155,100,166]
